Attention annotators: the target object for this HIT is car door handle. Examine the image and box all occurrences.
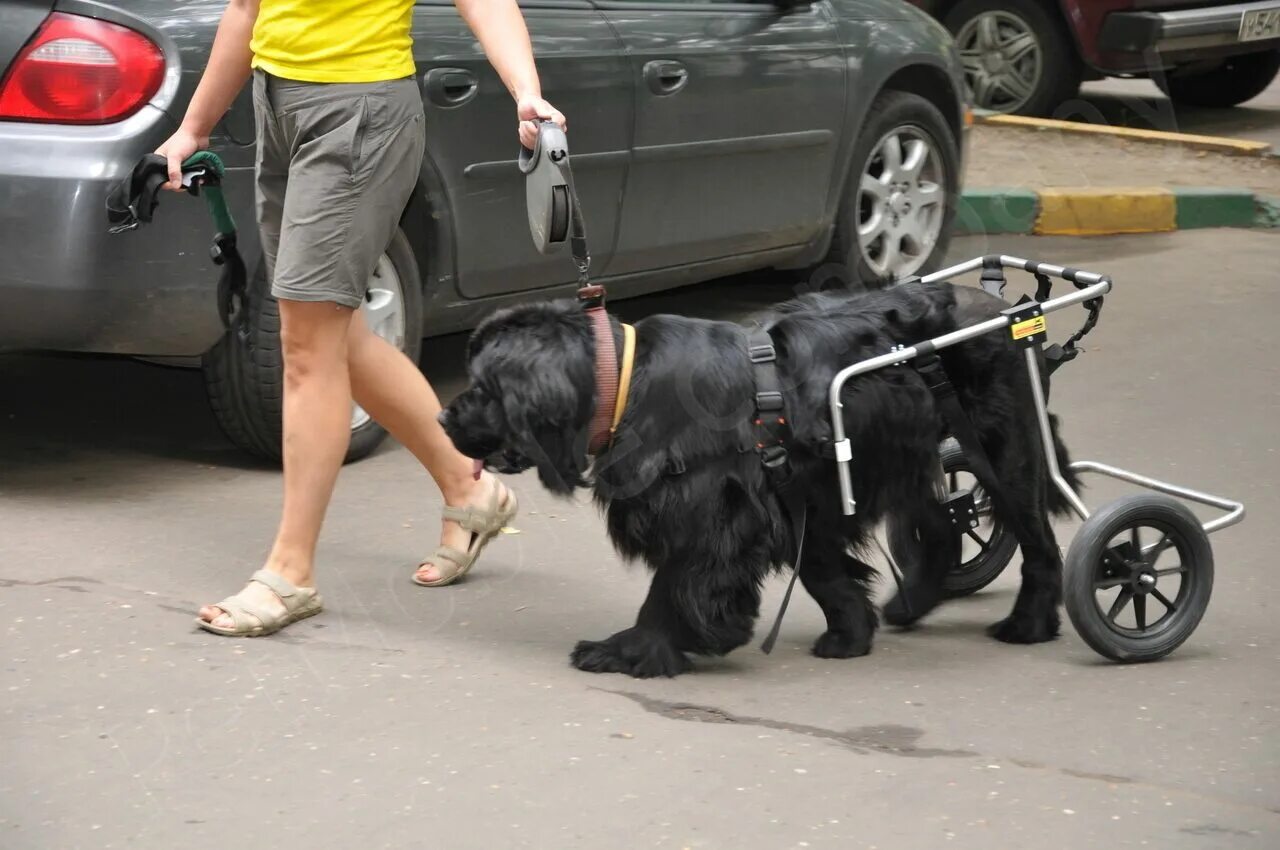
[423,67,478,106]
[643,60,688,96]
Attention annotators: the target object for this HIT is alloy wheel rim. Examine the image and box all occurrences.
[856,126,946,278]
[352,254,406,430]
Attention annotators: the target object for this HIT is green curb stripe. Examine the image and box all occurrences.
[1254,195,1280,228]
[956,188,1037,235]
[958,188,1278,233]
[1173,188,1257,230]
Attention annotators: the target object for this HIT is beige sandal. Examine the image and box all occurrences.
[414,483,518,587]
[195,569,323,637]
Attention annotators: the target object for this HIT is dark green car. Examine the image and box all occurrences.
[0,0,966,461]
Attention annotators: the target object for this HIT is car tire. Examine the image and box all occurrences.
[202,227,424,464]
[945,0,1082,117]
[820,90,958,288]
[1156,50,1280,108]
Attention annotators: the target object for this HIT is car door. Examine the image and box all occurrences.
[411,0,632,299]
[592,0,845,276]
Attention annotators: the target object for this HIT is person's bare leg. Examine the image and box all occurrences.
[345,311,510,583]
[199,299,354,628]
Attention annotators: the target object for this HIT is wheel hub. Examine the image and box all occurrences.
[1134,569,1158,594]
[888,190,912,217]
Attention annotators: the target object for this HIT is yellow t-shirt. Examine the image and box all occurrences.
[250,0,415,84]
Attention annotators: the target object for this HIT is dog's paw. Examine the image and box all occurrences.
[987,610,1060,644]
[811,629,872,659]
[882,583,944,628]
[570,630,693,678]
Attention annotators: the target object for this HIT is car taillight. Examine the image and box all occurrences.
[0,12,164,124]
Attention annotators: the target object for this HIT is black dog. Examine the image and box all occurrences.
[440,280,1078,678]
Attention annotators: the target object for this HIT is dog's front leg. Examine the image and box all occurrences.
[798,537,879,659]
[570,564,694,678]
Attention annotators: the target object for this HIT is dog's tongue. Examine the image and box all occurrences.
[472,458,484,481]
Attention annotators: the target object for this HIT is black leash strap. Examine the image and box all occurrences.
[760,491,806,655]
[560,151,590,286]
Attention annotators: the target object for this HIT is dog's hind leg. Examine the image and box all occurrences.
[984,441,1063,644]
[882,494,959,628]
[799,528,878,658]
[987,507,1062,644]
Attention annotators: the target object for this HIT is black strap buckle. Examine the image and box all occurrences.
[760,444,787,467]
[755,391,784,412]
[748,343,776,364]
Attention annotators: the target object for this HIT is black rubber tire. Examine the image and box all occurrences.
[1064,494,1214,663]
[937,441,1019,597]
[1156,50,1280,109]
[202,228,424,464]
[821,90,959,289]
[886,439,1019,598]
[944,0,1083,117]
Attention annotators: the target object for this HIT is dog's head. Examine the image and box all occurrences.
[440,299,597,495]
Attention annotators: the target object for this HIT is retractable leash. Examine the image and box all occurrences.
[105,151,248,332]
[519,120,626,450]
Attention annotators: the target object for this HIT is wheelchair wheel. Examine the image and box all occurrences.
[886,441,1018,597]
[1064,494,1213,663]
[939,441,1018,596]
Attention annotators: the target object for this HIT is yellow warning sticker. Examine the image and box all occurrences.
[1011,315,1046,340]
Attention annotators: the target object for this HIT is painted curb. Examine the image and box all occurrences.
[957,187,1278,235]
[974,113,1273,157]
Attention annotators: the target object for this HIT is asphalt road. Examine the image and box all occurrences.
[1080,76,1280,150]
[2,230,1278,849]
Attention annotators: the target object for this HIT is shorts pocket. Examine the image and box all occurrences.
[348,95,370,181]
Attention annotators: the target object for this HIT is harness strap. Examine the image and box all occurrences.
[914,354,1034,544]
[744,326,809,654]
[1033,271,1104,376]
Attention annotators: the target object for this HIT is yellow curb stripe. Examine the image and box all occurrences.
[1035,187,1176,236]
[978,113,1272,156]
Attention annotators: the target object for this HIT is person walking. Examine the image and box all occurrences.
[155,0,563,636]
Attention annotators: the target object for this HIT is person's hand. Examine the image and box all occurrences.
[154,126,209,190]
[516,93,565,149]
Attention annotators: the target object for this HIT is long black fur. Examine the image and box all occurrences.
[441,280,1079,678]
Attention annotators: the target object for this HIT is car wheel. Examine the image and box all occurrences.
[1156,50,1280,108]
[946,0,1082,116]
[202,227,424,464]
[823,90,958,286]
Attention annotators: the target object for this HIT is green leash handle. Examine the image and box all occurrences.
[181,150,236,236]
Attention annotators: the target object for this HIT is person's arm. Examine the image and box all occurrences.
[454,0,565,148]
[155,0,260,189]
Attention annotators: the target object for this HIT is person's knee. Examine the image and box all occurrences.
[279,300,352,385]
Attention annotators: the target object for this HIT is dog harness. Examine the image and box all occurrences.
[746,326,810,655]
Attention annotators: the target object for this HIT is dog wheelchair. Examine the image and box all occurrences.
[831,255,1245,663]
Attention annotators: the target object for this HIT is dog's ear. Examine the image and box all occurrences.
[498,369,591,496]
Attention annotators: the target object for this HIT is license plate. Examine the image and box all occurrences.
[1239,7,1280,41]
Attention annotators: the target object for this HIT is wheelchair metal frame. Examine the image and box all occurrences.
[826,255,1246,537]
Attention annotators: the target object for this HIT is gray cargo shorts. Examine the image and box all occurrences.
[252,69,425,309]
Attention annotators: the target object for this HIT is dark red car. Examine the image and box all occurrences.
[910,1,1280,115]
